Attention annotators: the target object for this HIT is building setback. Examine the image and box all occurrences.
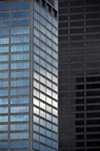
[59,0,100,151]
[0,0,58,150]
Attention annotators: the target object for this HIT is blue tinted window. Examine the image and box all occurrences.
[11,71,29,78]
[11,80,29,87]
[33,142,39,150]
[46,130,51,138]
[11,54,29,61]
[11,124,29,131]
[34,63,39,72]
[46,122,51,129]
[34,11,39,21]
[11,62,29,69]
[0,21,9,27]
[0,116,8,122]
[40,17,46,26]
[0,107,8,113]
[12,11,29,18]
[53,141,57,148]
[0,55,9,61]
[40,136,45,144]
[11,36,29,43]
[46,138,52,146]
[11,97,29,104]
[47,13,52,23]
[33,115,39,124]
[11,28,29,35]
[10,115,29,122]
[53,133,58,140]
[34,46,40,55]
[0,98,8,105]
[34,37,39,46]
[53,18,58,28]
[0,124,8,131]
[40,144,45,151]
[0,3,9,10]
[0,72,8,79]
[40,8,46,18]
[11,106,29,113]
[0,38,9,44]
[0,134,8,140]
[0,81,8,87]
[10,133,29,139]
[0,46,9,53]
[40,127,45,135]
[33,133,39,141]
[0,90,8,96]
[0,29,9,36]
[12,2,29,10]
[11,45,29,52]
[11,88,29,96]
[34,3,39,12]
[0,13,9,19]
[0,142,8,148]
[12,19,29,26]
[10,141,29,148]
[33,124,39,132]
[53,125,57,132]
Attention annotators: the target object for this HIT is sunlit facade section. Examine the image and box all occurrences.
[33,1,58,151]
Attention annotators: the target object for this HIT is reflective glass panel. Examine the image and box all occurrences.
[10,115,29,122]
[12,2,29,10]
[0,3,9,10]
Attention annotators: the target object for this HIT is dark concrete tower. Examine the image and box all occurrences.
[59,0,100,151]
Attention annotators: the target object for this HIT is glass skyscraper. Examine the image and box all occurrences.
[0,0,58,150]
